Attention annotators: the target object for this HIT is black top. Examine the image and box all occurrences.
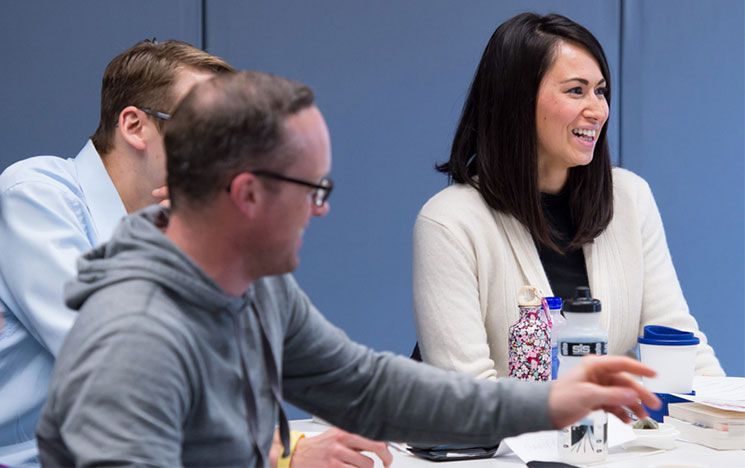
[536,188,590,302]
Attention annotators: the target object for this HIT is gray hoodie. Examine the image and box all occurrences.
[37,206,552,467]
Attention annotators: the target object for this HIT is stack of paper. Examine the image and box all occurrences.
[672,376,745,412]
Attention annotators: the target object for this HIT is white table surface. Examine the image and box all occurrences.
[291,420,744,467]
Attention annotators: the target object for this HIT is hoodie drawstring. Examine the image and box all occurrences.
[232,301,291,467]
[249,300,291,458]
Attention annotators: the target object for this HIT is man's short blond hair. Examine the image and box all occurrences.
[91,39,234,155]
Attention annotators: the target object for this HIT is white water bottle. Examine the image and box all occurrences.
[557,287,608,464]
[556,287,607,377]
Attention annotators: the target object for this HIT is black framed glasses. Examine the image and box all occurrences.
[138,107,171,121]
[226,170,334,207]
[114,106,171,126]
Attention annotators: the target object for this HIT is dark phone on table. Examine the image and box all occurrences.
[407,443,500,462]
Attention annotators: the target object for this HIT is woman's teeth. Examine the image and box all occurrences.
[572,128,596,141]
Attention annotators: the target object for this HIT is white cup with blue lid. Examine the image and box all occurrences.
[638,325,700,393]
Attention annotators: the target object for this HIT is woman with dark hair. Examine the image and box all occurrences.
[412,12,723,380]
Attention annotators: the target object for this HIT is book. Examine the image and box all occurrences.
[665,402,745,450]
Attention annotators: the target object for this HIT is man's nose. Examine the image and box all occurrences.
[312,201,330,217]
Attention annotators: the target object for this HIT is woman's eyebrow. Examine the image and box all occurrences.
[560,77,607,86]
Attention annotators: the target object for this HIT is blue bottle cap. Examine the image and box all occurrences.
[637,325,700,346]
[545,296,562,311]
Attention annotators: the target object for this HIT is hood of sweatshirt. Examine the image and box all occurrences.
[65,205,247,315]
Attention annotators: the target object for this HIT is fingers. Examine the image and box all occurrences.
[336,449,375,468]
[297,429,392,468]
[584,355,657,379]
[585,386,639,411]
[602,398,650,424]
[551,356,663,429]
[373,445,393,468]
[605,372,661,410]
[152,186,171,208]
[604,406,632,423]
[585,384,659,423]
[622,398,650,421]
[337,432,393,467]
[152,186,168,199]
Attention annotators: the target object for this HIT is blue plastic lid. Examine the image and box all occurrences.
[643,391,696,422]
[545,296,562,311]
[637,325,700,346]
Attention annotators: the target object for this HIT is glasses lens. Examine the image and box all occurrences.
[314,178,332,207]
[313,188,326,207]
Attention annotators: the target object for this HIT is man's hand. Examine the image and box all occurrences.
[549,356,661,428]
[291,428,392,468]
[152,186,170,208]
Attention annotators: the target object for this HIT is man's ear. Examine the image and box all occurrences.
[227,172,262,218]
[117,106,149,151]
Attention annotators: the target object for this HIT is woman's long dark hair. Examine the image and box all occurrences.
[437,13,613,252]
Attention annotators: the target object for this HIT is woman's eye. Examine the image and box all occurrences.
[595,87,609,97]
[567,87,583,95]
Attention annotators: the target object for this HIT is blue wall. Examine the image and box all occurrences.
[620,0,744,377]
[2,1,743,420]
[0,1,203,161]
[205,0,620,357]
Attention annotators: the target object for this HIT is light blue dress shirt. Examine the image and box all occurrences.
[0,141,126,465]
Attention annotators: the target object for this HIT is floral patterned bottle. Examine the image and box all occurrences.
[508,285,551,381]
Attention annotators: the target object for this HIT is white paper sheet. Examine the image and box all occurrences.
[500,413,636,463]
[672,376,745,412]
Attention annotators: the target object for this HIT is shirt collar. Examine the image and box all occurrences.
[74,140,127,243]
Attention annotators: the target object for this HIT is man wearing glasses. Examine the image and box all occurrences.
[0,41,382,467]
[37,70,659,467]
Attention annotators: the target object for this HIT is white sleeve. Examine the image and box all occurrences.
[636,179,724,376]
[413,214,498,380]
[0,181,91,355]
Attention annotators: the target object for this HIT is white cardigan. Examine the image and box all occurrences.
[413,168,723,380]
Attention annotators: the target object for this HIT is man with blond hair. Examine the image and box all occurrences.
[0,38,232,465]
